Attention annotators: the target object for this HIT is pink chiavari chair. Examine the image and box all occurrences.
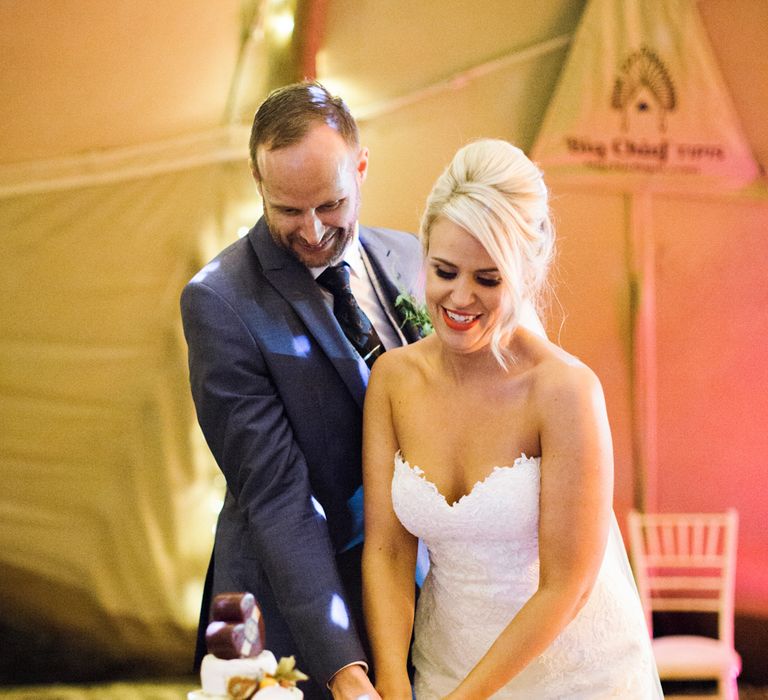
[628,509,741,699]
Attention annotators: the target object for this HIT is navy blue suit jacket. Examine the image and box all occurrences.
[181,218,422,697]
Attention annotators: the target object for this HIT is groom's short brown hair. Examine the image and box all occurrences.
[249,81,360,178]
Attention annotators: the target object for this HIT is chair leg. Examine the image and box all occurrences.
[719,673,739,700]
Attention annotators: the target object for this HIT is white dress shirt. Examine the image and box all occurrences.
[310,231,401,351]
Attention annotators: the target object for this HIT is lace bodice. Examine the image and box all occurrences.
[392,452,659,699]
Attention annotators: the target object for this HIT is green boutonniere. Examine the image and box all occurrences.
[395,292,433,337]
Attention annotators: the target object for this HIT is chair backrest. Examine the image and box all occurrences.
[627,509,738,647]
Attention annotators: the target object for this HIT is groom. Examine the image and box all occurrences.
[181,82,423,699]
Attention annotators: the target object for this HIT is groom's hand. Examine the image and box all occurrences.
[328,664,381,700]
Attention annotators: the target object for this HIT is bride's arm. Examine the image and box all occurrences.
[445,362,614,700]
[362,355,418,700]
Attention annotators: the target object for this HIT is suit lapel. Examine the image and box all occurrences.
[249,220,368,409]
[361,228,424,344]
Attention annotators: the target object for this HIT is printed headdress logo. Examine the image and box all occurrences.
[530,0,759,189]
[611,45,676,132]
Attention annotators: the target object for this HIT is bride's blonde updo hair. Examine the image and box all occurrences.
[419,139,555,368]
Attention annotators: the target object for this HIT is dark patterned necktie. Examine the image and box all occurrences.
[317,263,384,368]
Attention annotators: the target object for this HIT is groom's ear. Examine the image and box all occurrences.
[355,147,369,183]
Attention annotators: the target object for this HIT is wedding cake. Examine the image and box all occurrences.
[188,592,307,700]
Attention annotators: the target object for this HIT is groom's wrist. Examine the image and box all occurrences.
[327,661,369,690]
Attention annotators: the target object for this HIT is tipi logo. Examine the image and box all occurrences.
[611,45,676,132]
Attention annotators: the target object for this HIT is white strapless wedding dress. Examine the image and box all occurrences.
[391,452,662,699]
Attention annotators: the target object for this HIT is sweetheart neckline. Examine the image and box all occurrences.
[395,450,540,509]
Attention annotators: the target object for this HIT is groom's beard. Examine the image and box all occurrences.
[266,216,356,269]
[263,186,361,269]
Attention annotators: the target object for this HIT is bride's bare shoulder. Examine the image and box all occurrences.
[521,329,603,404]
[369,335,435,387]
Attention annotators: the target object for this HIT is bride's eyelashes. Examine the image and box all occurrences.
[433,265,456,280]
[432,265,502,287]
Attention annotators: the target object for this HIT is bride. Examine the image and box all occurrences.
[361,139,662,699]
